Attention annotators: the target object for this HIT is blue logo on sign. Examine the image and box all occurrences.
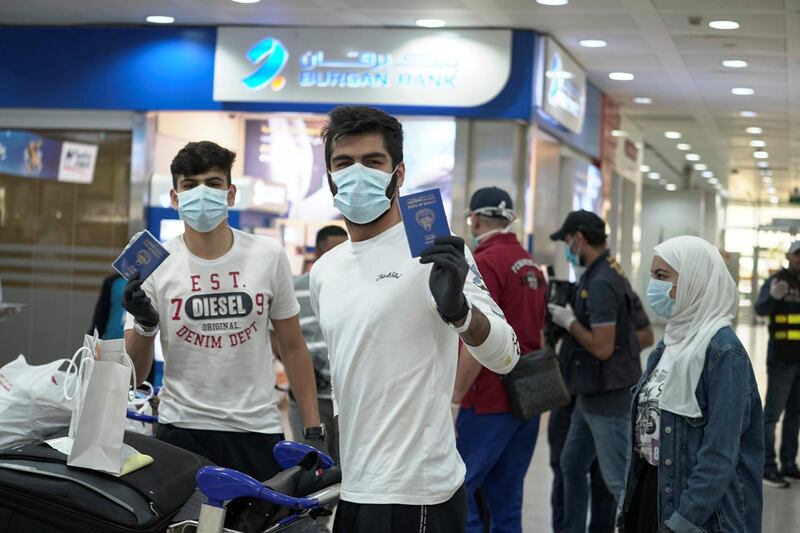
[243,37,289,91]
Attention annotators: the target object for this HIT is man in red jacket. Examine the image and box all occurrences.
[452,187,547,533]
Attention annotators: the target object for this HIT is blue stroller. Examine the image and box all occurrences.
[126,404,340,533]
[164,440,340,533]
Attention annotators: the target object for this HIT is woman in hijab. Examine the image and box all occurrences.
[616,236,763,533]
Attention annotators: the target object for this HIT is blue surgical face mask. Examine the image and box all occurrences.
[646,278,676,318]
[565,239,581,266]
[330,163,397,225]
[177,185,230,233]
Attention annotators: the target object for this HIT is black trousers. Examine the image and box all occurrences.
[156,423,284,482]
[333,484,467,533]
[624,462,659,533]
[548,400,616,533]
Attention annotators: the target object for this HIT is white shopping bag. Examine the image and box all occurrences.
[0,355,71,450]
[64,336,136,474]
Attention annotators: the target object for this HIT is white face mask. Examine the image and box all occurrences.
[177,185,230,233]
[329,163,397,225]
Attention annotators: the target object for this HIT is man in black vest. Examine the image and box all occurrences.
[755,240,800,489]
[548,210,641,533]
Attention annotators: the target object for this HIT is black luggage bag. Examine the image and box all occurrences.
[0,430,211,533]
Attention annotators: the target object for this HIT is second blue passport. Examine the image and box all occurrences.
[112,230,170,281]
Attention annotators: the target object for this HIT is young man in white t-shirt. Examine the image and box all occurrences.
[310,106,520,532]
[123,141,322,481]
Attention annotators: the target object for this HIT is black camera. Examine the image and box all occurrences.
[544,267,576,348]
[547,279,576,307]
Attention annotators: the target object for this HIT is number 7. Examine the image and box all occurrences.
[171,298,183,320]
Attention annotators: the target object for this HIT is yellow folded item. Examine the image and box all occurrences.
[118,453,153,476]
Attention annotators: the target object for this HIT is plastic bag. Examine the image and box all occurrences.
[0,354,71,450]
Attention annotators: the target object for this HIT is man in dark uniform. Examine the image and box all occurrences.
[452,187,547,533]
[547,210,641,533]
[549,290,653,533]
[755,240,800,488]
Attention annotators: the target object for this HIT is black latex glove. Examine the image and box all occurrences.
[122,274,159,328]
[656,526,673,533]
[419,236,470,323]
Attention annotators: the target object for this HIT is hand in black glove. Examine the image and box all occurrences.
[419,236,470,324]
[122,274,159,328]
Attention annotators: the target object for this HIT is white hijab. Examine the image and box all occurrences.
[653,236,739,418]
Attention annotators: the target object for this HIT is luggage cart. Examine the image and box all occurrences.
[168,441,340,533]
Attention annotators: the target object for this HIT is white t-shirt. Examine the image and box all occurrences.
[309,222,506,505]
[125,229,300,434]
[635,358,671,466]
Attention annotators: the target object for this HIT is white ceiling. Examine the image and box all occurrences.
[2,0,800,202]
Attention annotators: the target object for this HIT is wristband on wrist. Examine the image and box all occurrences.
[446,300,473,334]
[133,321,159,337]
[303,424,326,441]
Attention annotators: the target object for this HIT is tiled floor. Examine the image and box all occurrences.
[520,322,800,532]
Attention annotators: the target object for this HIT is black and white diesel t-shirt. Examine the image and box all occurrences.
[126,229,299,434]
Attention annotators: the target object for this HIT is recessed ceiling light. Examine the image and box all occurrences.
[750,139,766,148]
[754,151,769,159]
[609,72,635,81]
[702,170,714,178]
[546,70,574,79]
[415,18,446,27]
[665,184,678,191]
[732,87,754,95]
[677,143,691,151]
[145,15,175,24]
[770,197,779,204]
[611,129,627,137]
[768,187,777,194]
[708,178,720,185]
[537,0,568,5]
[746,126,763,134]
[579,39,607,48]
[722,59,748,68]
[648,172,661,180]
[757,161,770,168]
[664,131,682,139]
[686,153,701,161]
[709,20,740,30]
[694,163,708,171]
[640,165,651,172]
[634,97,652,104]
[740,111,758,118]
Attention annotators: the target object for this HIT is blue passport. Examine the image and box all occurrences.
[399,188,451,257]
[112,230,170,281]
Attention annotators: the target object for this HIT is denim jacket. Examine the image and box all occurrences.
[617,327,764,533]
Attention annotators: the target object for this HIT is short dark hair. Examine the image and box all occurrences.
[579,229,607,247]
[170,141,236,188]
[322,106,404,168]
[316,225,348,249]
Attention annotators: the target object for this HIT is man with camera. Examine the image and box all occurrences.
[452,187,547,532]
[547,210,642,533]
